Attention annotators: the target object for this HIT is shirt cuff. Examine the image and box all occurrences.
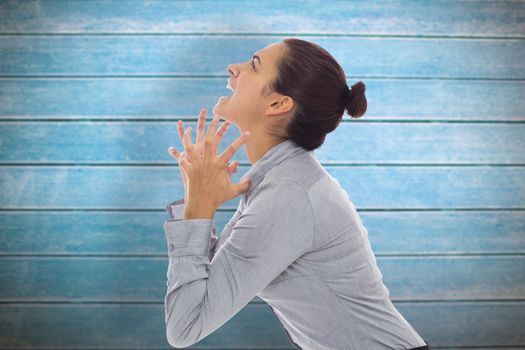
[164,218,215,258]
[165,198,185,221]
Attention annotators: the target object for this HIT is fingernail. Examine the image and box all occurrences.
[244,131,251,137]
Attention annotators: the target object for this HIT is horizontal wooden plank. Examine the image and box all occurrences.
[0,0,523,37]
[0,256,523,301]
[0,302,524,348]
[1,122,524,164]
[1,36,523,79]
[1,211,523,255]
[0,303,289,349]
[361,211,525,255]
[397,301,525,347]
[0,166,523,209]
[1,79,523,121]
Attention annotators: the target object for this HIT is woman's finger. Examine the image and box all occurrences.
[179,154,193,174]
[214,120,231,154]
[196,108,207,145]
[176,121,194,160]
[179,153,190,174]
[227,160,239,176]
[168,146,180,161]
[182,127,199,160]
[177,120,184,142]
[204,115,221,159]
[219,131,251,164]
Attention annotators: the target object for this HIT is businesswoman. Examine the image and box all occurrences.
[164,38,431,349]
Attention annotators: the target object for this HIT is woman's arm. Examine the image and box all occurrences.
[165,197,218,262]
[162,178,314,347]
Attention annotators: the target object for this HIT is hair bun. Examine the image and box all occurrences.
[350,81,366,95]
[345,80,367,119]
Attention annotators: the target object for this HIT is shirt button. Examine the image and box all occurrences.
[169,243,175,252]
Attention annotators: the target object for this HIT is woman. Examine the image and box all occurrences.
[164,38,431,349]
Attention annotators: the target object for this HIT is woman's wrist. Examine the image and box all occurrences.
[184,201,217,220]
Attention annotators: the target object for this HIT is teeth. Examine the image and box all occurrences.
[226,82,234,92]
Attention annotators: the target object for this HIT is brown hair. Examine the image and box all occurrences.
[266,38,367,151]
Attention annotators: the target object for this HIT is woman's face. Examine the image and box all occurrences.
[212,41,290,134]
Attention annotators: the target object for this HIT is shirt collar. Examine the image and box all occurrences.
[240,139,308,201]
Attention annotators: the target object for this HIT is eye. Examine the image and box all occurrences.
[250,60,256,71]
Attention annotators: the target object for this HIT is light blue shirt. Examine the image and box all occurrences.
[163,139,428,349]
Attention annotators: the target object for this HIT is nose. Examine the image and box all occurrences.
[227,64,238,78]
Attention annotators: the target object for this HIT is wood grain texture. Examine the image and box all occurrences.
[0,302,524,348]
[1,0,523,348]
[1,36,524,79]
[1,211,523,255]
[1,122,525,163]
[0,0,523,36]
[0,256,523,301]
[1,166,523,209]
[1,79,523,121]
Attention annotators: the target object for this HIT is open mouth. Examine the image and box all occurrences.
[226,81,234,92]
[220,82,234,100]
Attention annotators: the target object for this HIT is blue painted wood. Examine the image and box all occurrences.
[0,303,291,348]
[1,0,523,348]
[361,211,525,255]
[1,122,524,163]
[0,0,523,36]
[1,79,523,121]
[1,166,523,209]
[397,301,525,347]
[1,211,523,255]
[1,36,524,79]
[0,256,523,301]
[0,302,524,348]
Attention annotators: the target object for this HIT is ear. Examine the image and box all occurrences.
[265,95,294,116]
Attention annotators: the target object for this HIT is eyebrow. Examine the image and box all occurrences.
[252,54,261,66]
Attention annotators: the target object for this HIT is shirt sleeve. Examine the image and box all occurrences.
[165,198,186,221]
[162,179,315,348]
[165,197,218,262]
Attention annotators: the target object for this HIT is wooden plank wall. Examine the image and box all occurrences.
[1,1,524,348]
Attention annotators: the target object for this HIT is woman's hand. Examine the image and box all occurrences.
[167,110,250,219]
[167,108,240,199]
[175,110,251,218]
